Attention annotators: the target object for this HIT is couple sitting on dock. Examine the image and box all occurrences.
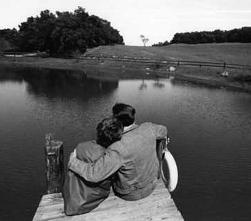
[64,103,167,215]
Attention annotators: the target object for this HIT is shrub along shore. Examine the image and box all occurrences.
[0,44,251,93]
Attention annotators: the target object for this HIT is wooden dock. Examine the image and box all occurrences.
[33,135,184,221]
[33,181,183,221]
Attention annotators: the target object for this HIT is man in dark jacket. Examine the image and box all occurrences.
[63,117,123,215]
[68,103,167,201]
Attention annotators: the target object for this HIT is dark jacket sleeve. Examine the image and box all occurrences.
[68,142,124,183]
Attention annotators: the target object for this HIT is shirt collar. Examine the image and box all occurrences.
[123,123,138,134]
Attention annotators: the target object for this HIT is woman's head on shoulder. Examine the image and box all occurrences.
[96,117,123,148]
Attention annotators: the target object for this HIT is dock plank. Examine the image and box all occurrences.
[33,181,184,221]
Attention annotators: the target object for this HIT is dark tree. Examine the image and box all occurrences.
[18,10,56,52]
[1,7,124,56]
[0,28,19,51]
[152,40,169,47]
[48,7,123,56]
[153,27,251,45]
[213,30,227,43]
[240,27,251,43]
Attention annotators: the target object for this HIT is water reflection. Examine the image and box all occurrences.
[0,69,24,83]
[139,79,147,90]
[0,68,119,101]
[153,79,165,89]
[138,79,166,90]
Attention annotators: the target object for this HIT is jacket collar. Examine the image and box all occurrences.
[123,123,138,134]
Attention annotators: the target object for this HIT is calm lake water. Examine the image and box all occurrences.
[0,68,250,221]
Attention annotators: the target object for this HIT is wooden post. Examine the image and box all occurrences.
[45,134,64,194]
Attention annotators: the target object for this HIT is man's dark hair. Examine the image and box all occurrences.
[112,103,136,127]
[96,117,123,148]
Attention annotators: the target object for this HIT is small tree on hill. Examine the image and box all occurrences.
[140,35,149,46]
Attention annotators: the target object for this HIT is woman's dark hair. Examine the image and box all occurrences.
[96,117,123,148]
[112,103,136,127]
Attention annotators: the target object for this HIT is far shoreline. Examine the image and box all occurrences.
[0,56,251,93]
[1,43,251,93]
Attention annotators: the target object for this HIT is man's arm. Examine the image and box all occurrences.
[68,142,124,183]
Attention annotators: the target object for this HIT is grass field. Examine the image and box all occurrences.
[86,43,251,65]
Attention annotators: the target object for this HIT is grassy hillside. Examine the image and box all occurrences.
[86,43,251,65]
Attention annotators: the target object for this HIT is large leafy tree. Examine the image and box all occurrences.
[15,7,124,56]
[18,10,56,52]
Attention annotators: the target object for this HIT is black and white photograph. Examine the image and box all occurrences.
[0,0,250,220]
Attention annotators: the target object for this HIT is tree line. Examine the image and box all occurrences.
[0,7,124,56]
[153,27,251,46]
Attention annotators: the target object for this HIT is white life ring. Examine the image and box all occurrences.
[160,150,178,192]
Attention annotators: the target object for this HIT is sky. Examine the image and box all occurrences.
[0,0,251,45]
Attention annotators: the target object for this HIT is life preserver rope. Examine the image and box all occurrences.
[160,149,178,192]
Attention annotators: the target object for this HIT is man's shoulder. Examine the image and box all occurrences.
[129,122,166,138]
[139,122,165,130]
[136,122,155,131]
[139,122,153,127]
[76,140,105,161]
